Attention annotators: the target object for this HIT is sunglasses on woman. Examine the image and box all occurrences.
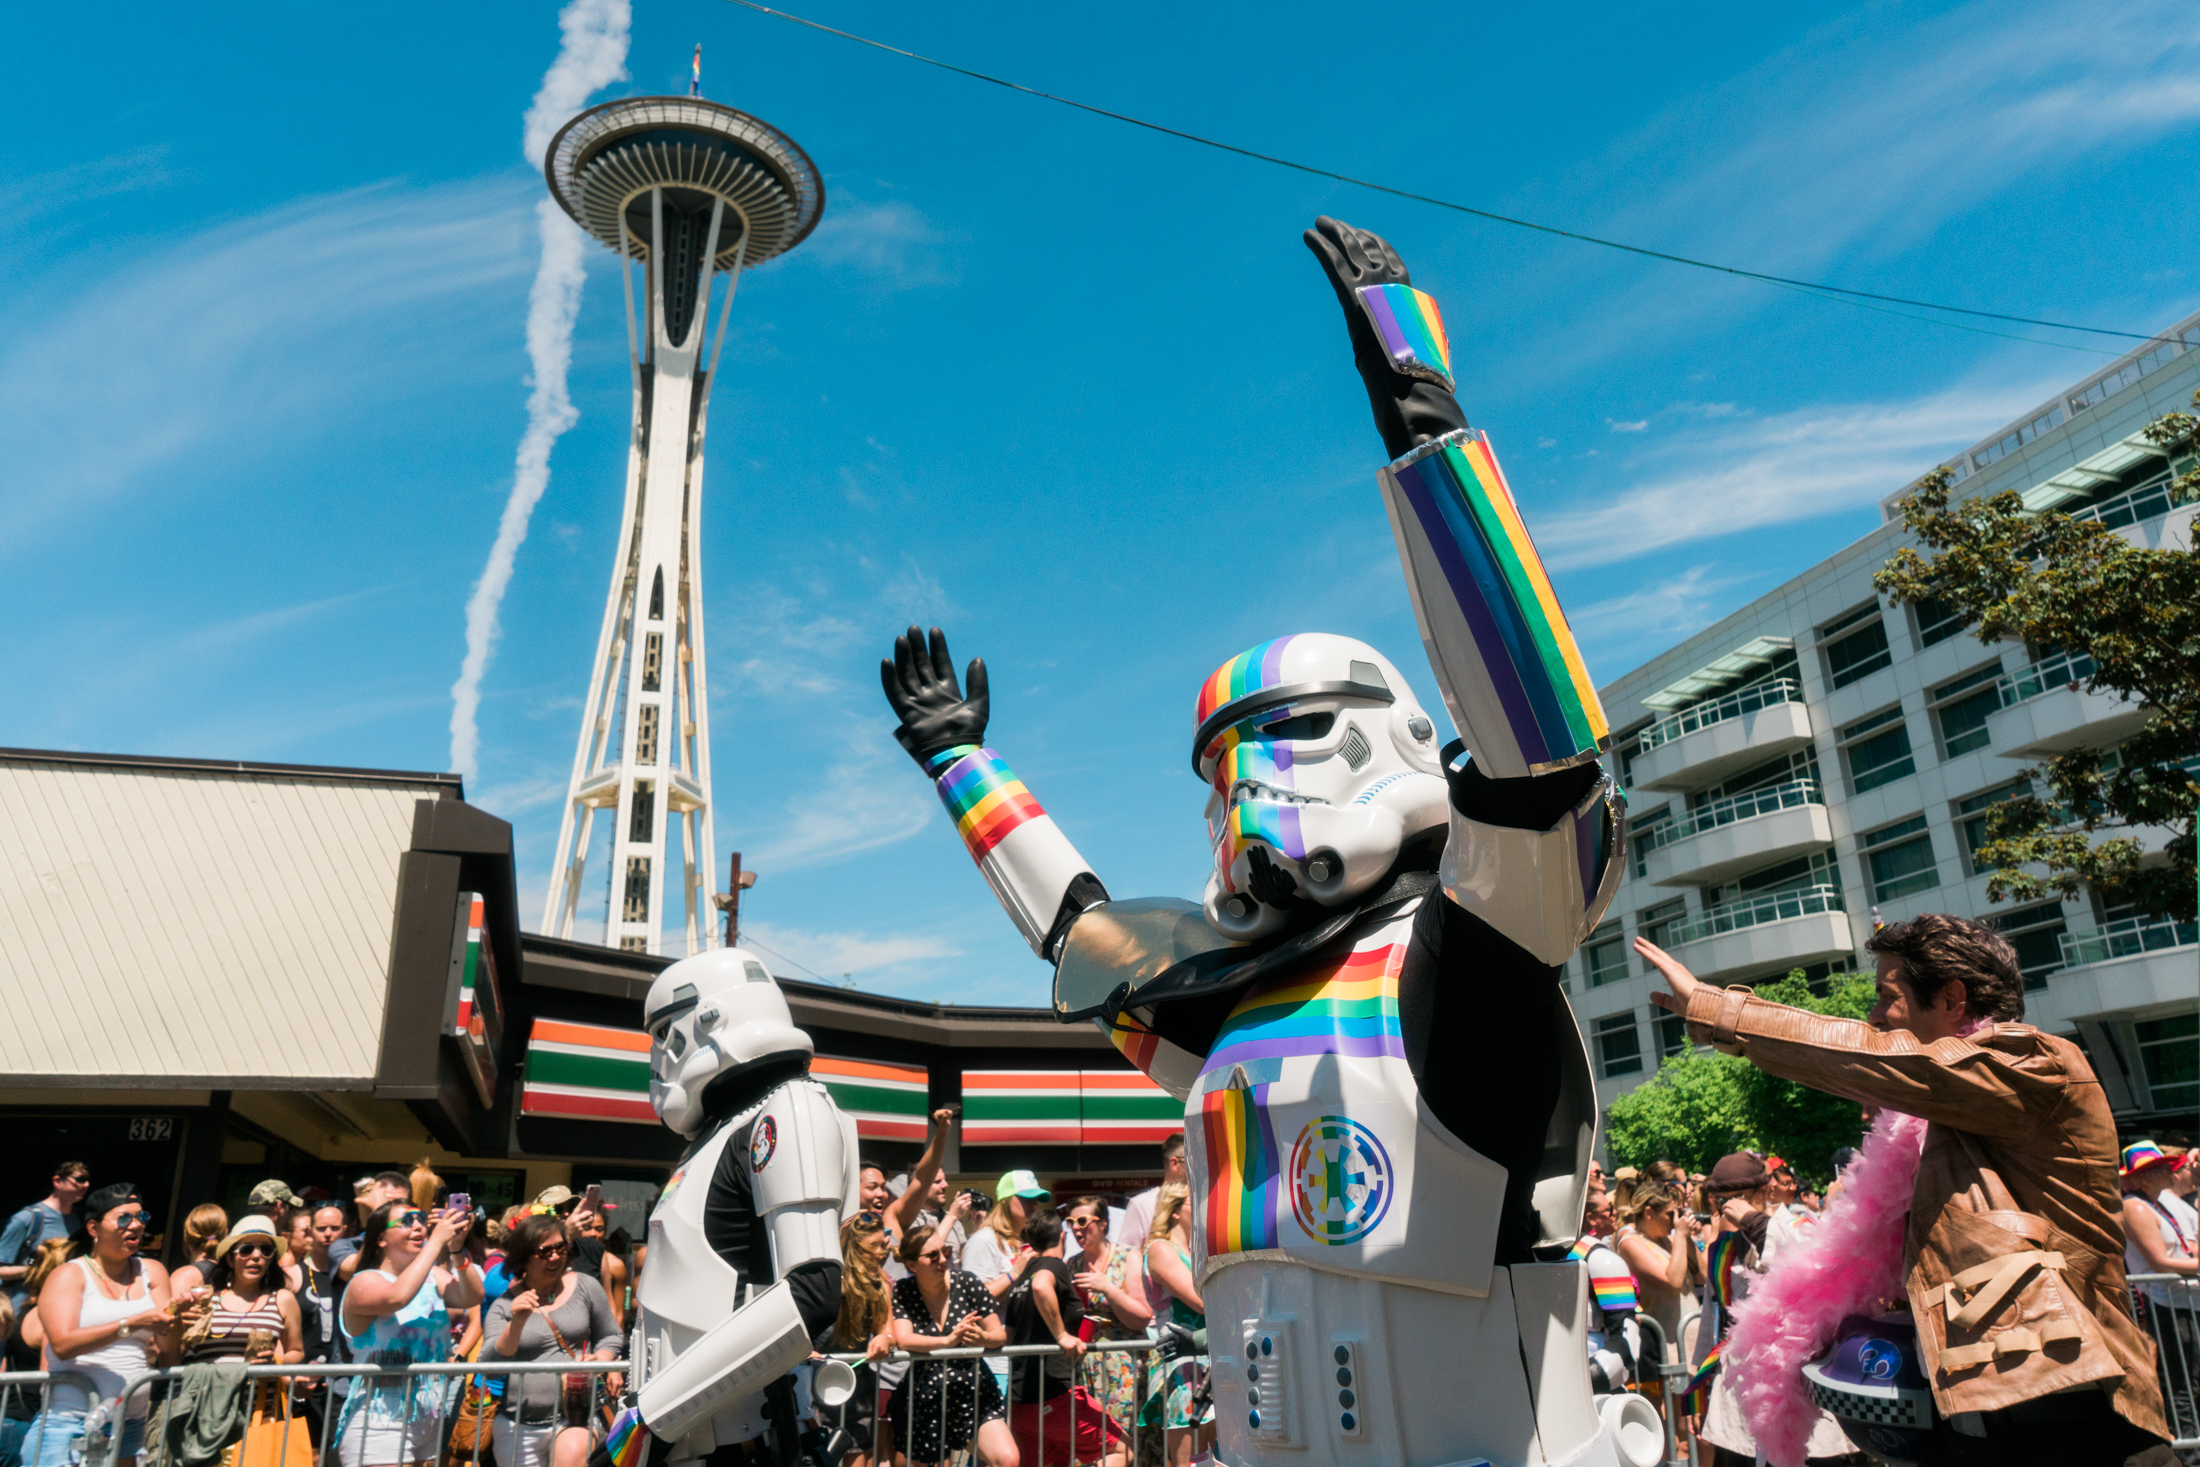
[109,1211,155,1229]
[535,1244,570,1259]
[232,1241,277,1257]
[385,1210,426,1231]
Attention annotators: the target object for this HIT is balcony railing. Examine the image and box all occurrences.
[1999,649,2094,705]
[2069,470,2175,530]
[1637,779,1824,854]
[1666,884,1846,946]
[1640,678,1804,750]
[2058,915,2199,968]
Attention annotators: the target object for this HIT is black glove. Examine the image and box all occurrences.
[880,625,989,770]
[1303,215,1469,461]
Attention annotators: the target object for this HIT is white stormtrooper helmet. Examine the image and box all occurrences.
[1193,633,1450,941]
[644,946,814,1137]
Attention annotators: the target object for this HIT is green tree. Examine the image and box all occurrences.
[1873,392,2200,922]
[1605,970,1875,1184]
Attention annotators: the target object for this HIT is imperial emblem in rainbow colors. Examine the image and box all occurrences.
[1288,1114,1394,1245]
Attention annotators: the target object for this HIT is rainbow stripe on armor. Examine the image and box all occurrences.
[1706,1230,1745,1307]
[1201,941,1405,1074]
[1356,283,1453,389]
[1590,1268,1640,1313]
[1194,635,1301,745]
[927,745,1044,861]
[1389,433,1608,765]
[1200,1080,1283,1255]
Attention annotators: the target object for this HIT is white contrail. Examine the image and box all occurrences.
[450,0,631,784]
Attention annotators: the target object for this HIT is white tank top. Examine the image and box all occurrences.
[44,1258,157,1416]
[2126,1196,2195,1310]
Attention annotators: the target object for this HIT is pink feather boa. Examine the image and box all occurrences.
[1723,1109,1930,1466]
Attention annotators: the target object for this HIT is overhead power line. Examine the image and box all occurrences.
[721,0,2168,353]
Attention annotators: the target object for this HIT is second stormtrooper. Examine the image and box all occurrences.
[627,946,861,1467]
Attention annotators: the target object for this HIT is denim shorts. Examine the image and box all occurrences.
[25,1409,148,1467]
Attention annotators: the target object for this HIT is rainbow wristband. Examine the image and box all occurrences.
[1356,282,1453,391]
[929,745,1047,863]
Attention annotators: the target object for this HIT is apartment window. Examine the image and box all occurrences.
[1594,1012,1643,1078]
[2136,1013,2199,1111]
[1637,898,1688,960]
[1991,902,2068,989]
[1914,595,1971,648]
[1842,708,1916,794]
[1580,923,1627,988]
[1656,1009,1691,1060]
[1703,848,1836,908]
[1955,780,2031,872]
[1633,807,1671,879]
[1861,816,1938,902]
[1822,605,1893,690]
[1930,667,2006,758]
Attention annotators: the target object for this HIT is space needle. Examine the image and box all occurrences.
[538,94,822,955]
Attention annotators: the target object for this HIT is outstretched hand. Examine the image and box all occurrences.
[1636,938,1703,1016]
[1302,216,1467,460]
[881,625,989,769]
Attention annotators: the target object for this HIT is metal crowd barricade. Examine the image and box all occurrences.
[78,1343,1171,1467]
[1625,1312,1687,1467]
[821,1338,1161,1467]
[1,1371,96,1467]
[2130,1272,2200,1451]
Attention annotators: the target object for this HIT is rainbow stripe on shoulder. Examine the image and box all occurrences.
[1388,431,1608,765]
[926,744,1045,862]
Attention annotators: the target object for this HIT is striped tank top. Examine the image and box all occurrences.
[183,1288,287,1363]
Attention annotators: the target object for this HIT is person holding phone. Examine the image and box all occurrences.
[333,1202,482,1467]
[888,1225,1011,1467]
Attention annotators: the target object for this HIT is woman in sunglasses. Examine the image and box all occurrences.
[888,1224,1012,1467]
[33,1184,194,1467]
[482,1214,621,1467]
[334,1201,482,1467]
[184,1217,304,1367]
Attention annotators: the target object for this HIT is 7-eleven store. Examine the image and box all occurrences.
[514,935,1183,1214]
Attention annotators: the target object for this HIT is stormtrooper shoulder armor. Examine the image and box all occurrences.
[748,1076,853,1274]
[1439,766,1625,965]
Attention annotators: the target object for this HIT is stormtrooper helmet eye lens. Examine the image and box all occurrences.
[1254,711,1333,742]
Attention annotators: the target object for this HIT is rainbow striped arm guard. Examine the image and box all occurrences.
[1356,282,1454,391]
[1378,428,1609,779]
[926,744,1101,956]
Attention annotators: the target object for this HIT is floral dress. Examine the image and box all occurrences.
[1073,1243,1142,1435]
[1143,1245,1212,1432]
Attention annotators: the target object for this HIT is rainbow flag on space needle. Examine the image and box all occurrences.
[689,44,702,97]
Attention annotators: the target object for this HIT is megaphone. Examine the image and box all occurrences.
[811,1359,858,1409]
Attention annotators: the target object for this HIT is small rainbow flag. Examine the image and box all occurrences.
[1200,1081,1282,1256]
[928,745,1045,862]
[1355,283,1453,391]
[606,1407,649,1467]
[1683,1339,1724,1415]
[688,44,702,98]
[1588,1265,1639,1315]
[1706,1231,1745,1307]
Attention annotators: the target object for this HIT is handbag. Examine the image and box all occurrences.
[444,1340,501,1464]
[542,1312,605,1436]
[231,1381,315,1467]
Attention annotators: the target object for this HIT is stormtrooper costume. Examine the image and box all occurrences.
[628,947,861,1466]
[879,219,1663,1467]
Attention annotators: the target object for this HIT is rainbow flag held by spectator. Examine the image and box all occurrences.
[1707,1230,1746,1306]
[1684,1339,1724,1415]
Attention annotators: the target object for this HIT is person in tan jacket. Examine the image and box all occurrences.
[1637,912,2174,1467]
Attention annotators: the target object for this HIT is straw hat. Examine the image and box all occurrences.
[216,1215,283,1258]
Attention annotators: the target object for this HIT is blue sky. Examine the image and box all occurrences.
[5,0,2196,1003]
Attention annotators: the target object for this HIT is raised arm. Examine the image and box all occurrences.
[1305,219,1623,967]
[881,625,1109,958]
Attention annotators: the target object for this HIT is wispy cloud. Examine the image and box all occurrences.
[1534,372,2064,570]
[740,729,940,874]
[1566,564,1762,670]
[0,181,533,542]
[793,195,959,290]
[1607,418,1648,433]
[741,919,961,982]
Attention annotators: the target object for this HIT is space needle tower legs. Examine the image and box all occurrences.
[537,98,823,955]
